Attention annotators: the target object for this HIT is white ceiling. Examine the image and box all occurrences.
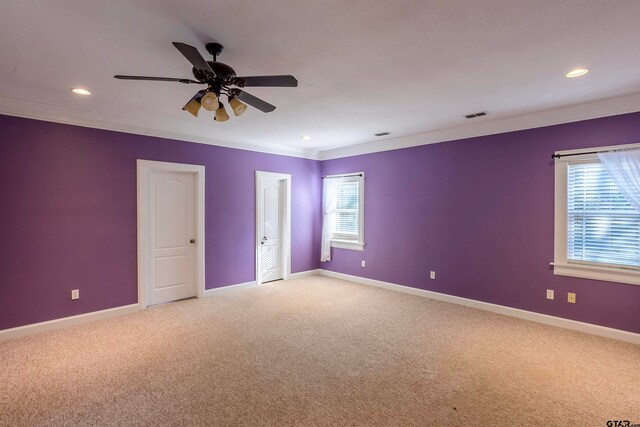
[1,0,639,158]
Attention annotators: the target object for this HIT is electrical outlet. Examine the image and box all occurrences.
[430,271,436,280]
[546,289,554,300]
[567,292,576,304]
[71,289,80,300]
[361,260,366,268]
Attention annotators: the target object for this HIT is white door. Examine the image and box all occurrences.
[259,177,283,283]
[149,171,197,305]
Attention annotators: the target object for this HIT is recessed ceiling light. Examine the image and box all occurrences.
[565,68,589,78]
[71,88,91,96]
[300,136,311,140]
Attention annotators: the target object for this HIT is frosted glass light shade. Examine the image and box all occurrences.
[200,92,218,111]
[183,98,201,117]
[229,97,247,116]
[215,104,230,122]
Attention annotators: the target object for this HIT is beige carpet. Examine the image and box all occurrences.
[1,276,639,426]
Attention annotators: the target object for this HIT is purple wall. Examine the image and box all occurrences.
[2,111,639,334]
[0,115,321,330]
[322,112,640,334]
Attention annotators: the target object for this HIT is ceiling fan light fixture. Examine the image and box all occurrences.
[183,97,201,117]
[114,42,297,119]
[229,97,247,116]
[215,102,230,122]
[200,91,218,111]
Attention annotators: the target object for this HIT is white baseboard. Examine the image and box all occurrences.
[203,271,320,295]
[203,280,258,296]
[289,269,321,280]
[2,274,317,341]
[319,270,640,345]
[8,270,634,346]
[0,304,140,342]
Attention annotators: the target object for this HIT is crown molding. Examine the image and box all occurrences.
[0,95,321,160]
[2,93,639,162]
[317,92,640,160]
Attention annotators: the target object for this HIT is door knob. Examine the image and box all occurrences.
[262,236,267,241]
[190,239,196,244]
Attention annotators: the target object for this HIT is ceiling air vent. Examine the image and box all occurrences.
[374,131,391,137]
[464,111,488,119]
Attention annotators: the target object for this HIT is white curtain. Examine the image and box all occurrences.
[321,177,343,262]
[599,148,640,212]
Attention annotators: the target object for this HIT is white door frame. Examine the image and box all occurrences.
[137,159,205,309]
[255,171,291,285]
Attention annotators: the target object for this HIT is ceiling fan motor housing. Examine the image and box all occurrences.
[192,62,236,83]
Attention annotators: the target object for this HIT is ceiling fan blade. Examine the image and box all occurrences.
[234,75,298,87]
[114,75,203,84]
[172,42,215,76]
[236,90,276,113]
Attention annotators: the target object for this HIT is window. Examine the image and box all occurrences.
[334,180,360,238]
[328,173,364,251]
[553,146,640,285]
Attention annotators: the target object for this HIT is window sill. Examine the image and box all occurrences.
[331,240,365,251]
[551,262,640,286]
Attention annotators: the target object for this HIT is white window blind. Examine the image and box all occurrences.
[333,180,360,240]
[567,162,640,268]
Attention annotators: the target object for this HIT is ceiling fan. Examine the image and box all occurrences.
[114,42,298,121]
